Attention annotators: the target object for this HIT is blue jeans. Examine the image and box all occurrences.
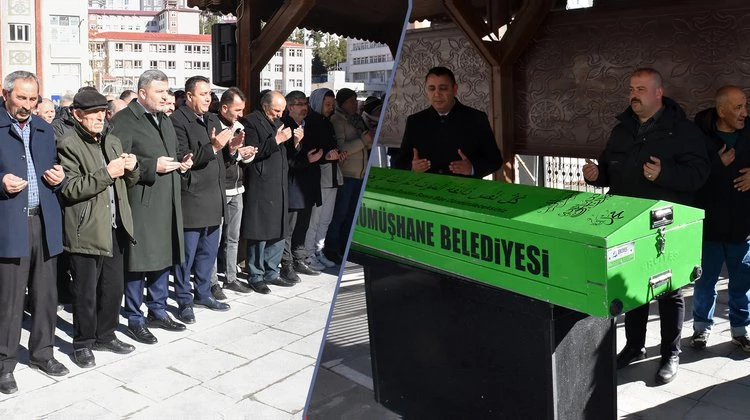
[246,238,284,283]
[693,240,750,336]
[174,226,221,305]
[124,268,171,326]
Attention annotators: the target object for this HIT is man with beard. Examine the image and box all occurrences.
[0,71,68,394]
[240,91,294,293]
[110,70,193,344]
[583,67,709,384]
[57,89,139,367]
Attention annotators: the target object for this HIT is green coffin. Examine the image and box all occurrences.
[352,167,705,317]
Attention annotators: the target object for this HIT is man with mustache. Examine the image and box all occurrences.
[583,68,710,384]
[691,86,750,353]
[0,71,69,394]
[56,89,139,367]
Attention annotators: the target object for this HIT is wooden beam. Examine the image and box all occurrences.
[443,0,500,67]
[249,0,315,73]
[500,0,556,64]
[236,0,259,112]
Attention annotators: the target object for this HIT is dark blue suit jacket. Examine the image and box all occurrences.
[0,108,64,258]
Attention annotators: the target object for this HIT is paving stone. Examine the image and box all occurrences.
[284,330,325,359]
[255,365,317,413]
[242,297,324,326]
[222,327,302,361]
[221,399,296,420]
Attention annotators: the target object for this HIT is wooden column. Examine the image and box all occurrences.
[444,0,554,183]
[236,0,315,113]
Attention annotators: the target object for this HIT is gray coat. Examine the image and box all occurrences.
[109,100,185,271]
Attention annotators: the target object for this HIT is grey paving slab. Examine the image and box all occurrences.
[2,271,337,418]
[254,365,317,413]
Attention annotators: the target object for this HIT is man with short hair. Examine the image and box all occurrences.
[240,91,294,293]
[393,66,503,178]
[280,91,325,282]
[170,75,237,323]
[583,67,710,384]
[107,99,127,122]
[57,89,139,368]
[36,98,56,123]
[691,85,750,352]
[0,71,69,394]
[212,87,256,295]
[110,70,193,344]
[165,90,176,116]
[120,89,137,103]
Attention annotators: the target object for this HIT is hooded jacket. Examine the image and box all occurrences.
[587,97,709,206]
[694,108,750,242]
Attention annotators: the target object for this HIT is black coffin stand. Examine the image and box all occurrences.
[353,251,616,419]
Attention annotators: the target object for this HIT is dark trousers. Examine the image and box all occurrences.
[124,268,170,326]
[282,207,313,265]
[69,228,125,350]
[624,288,684,358]
[327,177,362,254]
[0,214,57,372]
[246,238,284,283]
[174,226,221,305]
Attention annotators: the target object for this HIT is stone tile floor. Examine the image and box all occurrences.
[308,267,750,420]
[0,268,339,420]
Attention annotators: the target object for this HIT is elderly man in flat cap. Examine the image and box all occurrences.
[57,89,140,368]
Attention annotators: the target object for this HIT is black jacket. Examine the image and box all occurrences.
[587,97,709,206]
[240,110,288,241]
[694,108,750,242]
[281,114,323,210]
[393,99,503,178]
[171,105,226,229]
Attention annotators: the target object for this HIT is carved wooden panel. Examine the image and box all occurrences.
[515,0,750,158]
[379,23,489,147]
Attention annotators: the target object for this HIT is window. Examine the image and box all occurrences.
[295,79,303,87]
[124,60,133,68]
[185,45,193,53]
[149,44,157,52]
[115,60,124,69]
[167,61,175,69]
[274,64,283,72]
[202,62,210,70]
[296,64,303,72]
[185,61,193,69]
[115,42,124,52]
[158,61,166,69]
[275,51,282,57]
[134,43,142,52]
[262,79,271,87]
[124,43,132,52]
[297,49,303,57]
[167,45,175,53]
[288,79,295,87]
[134,60,142,69]
[201,45,209,54]
[149,60,158,69]
[288,64,295,72]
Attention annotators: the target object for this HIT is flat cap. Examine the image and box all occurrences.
[73,89,109,111]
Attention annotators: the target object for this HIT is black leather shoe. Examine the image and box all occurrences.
[323,248,343,264]
[194,296,230,311]
[280,264,301,283]
[293,260,320,276]
[0,372,18,394]
[656,356,679,384]
[616,346,646,369]
[211,284,228,301]
[147,313,187,331]
[249,281,271,294]
[268,276,297,287]
[224,281,252,294]
[72,348,96,368]
[125,325,158,344]
[92,338,135,354]
[29,358,69,377]
[177,305,196,324]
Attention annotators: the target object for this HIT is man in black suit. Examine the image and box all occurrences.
[393,66,503,178]
[170,76,238,323]
[240,91,294,294]
[279,91,325,283]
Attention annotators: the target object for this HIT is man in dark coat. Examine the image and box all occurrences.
[240,90,294,294]
[583,67,710,385]
[393,66,503,178]
[691,85,750,352]
[279,90,324,283]
[110,70,192,344]
[171,76,236,323]
[57,89,139,367]
[0,71,69,394]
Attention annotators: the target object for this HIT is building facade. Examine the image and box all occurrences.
[344,39,393,98]
[88,9,159,32]
[259,41,312,96]
[1,0,91,100]
[91,32,211,94]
